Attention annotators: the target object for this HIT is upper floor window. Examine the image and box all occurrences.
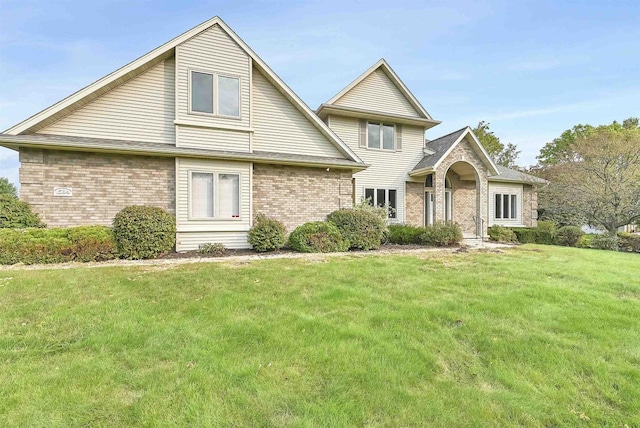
[367,122,395,150]
[190,70,240,118]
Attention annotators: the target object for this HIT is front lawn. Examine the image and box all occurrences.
[1,246,639,426]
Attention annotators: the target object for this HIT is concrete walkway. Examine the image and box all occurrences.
[0,240,513,272]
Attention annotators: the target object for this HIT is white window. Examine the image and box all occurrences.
[191,72,214,114]
[218,75,240,117]
[367,122,395,150]
[364,188,397,219]
[190,71,240,118]
[190,171,241,219]
[494,193,517,219]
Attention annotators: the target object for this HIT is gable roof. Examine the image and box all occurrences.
[410,126,499,176]
[2,17,363,164]
[317,59,441,129]
[490,165,549,185]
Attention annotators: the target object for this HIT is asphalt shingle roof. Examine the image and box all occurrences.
[411,127,467,172]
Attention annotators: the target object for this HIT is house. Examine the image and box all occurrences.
[0,17,546,251]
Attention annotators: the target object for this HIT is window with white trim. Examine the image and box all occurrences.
[365,188,397,219]
[190,70,240,118]
[367,122,395,150]
[494,193,517,219]
[190,171,241,219]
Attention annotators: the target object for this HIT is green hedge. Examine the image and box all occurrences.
[420,222,463,246]
[0,226,116,265]
[387,224,425,245]
[327,208,386,250]
[288,221,349,253]
[0,195,45,229]
[511,227,556,245]
[113,206,176,259]
[487,225,517,242]
[617,232,640,253]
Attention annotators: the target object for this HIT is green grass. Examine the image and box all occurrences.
[1,245,639,427]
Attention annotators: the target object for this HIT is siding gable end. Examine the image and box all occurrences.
[37,58,176,144]
[252,68,344,158]
[334,68,423,118]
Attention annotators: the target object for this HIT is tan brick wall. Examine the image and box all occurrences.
[433,140,489,237]
[19,148,175,228]
[252,164,353,232]
[405,181,424,226]
[449,171,478,235]
[523,184,538,227]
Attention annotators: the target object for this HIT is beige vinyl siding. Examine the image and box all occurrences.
[334,69,421,118]
[252,68,344,158]
[488,182,524,227]
[38,58,176,144]
[329,115,426,223]
[177,125,250,152]
[175,24,250,130]
[175,157,251,250]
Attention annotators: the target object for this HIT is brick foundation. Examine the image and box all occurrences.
[252,164,353,232]
[19,148,175,228]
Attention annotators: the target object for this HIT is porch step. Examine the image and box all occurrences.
[462,238,485,247]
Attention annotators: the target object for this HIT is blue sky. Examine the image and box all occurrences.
[1,0,639,187]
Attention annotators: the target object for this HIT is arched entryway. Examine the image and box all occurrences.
[444,161,481,237]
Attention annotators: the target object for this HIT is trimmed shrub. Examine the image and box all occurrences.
[420,222,463,247]
[577,234,595,248]
[248,214,287,252]
[197,242,226,256]
[511,227,555,245]
[387,224,425,245]
[590,233,620,251]
[0,195,45,229]
[536,220,557,236]
[327,208,386,250]
[555,226,584,247]
[288,221,349,253]
[617,232,640,253]
[487,225,517,242]
[113,206,176,259]
[0,226,116,265]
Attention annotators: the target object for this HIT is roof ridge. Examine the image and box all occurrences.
[428,126,469,142]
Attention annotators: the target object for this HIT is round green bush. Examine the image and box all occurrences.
[590,233,620,251]
[113,206,176,259]
[0,195,45,229]
[288,221,349,253]
[487,225,517,242]
[555,226,584,247]
[327,208,386,250]
[247,214,287,252]
[420,222,463,246]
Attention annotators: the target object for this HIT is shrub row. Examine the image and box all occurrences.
[0,226,117,265]
[386,222,463,247]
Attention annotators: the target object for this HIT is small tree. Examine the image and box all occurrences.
[472,121,521,168]
[0,178,18,199]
